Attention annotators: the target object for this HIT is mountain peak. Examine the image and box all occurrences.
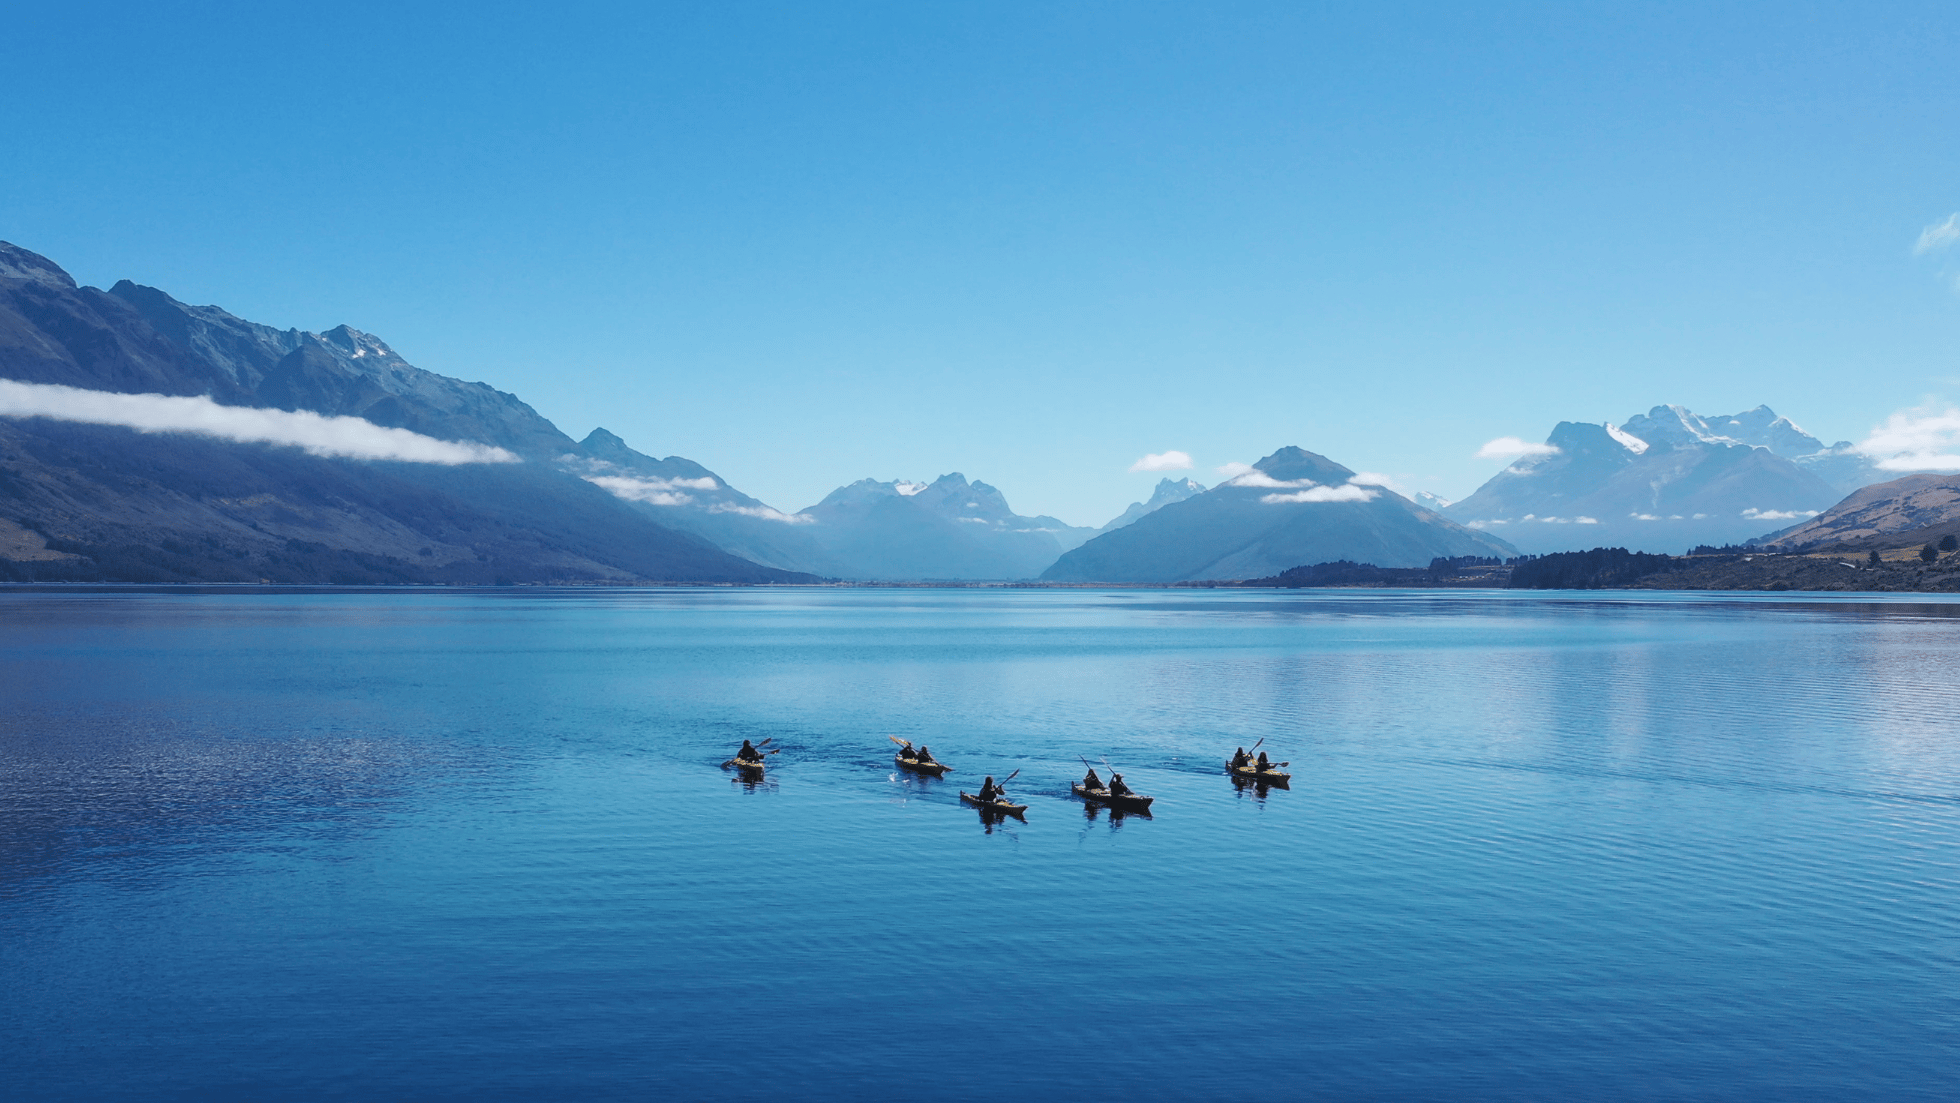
[321,324,397,361]
[1251,446,1356,483]
[1148,476,1205,503]
[0,242,78,289]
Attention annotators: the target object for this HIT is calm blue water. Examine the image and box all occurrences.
[2,587,1957,1101]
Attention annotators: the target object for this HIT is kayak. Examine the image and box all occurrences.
[960,791,1028,817]
[894,754,951,777]
[1072,782,1155,812]
[1228,761,1291,786]
[723,757,767,773]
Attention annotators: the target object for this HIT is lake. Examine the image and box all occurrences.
[2,587,1957,1101]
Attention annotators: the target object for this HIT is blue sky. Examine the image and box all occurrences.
[5,2,1958,525]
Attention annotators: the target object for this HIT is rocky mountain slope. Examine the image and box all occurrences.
[1043,446,1516,582]
[1754,473,1960,551]
[1098,477,1206,533]
[0,241,807,584]
[1445,405,1850,554]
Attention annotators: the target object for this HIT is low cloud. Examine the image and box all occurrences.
[584,472,721,507]
[585,475,695,506]
[708,502,815,524]
[1741,508,1820,521]
[1915,214,1960,255]
[1853,404,1960,470]
[1130,450,1193,472]
[1261,484,1377,504]
[1228,470,1312,489]
[1215,461,1255,479]
[1348,471,1411,498]
[0,379,516,464]
[1476,436,1560,459]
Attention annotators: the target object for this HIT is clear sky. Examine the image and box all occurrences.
[6,2,1958,525]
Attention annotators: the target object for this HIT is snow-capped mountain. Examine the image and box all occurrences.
[1446,405,1850,554]
[1044,446,1515,582]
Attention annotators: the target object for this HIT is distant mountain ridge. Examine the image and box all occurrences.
[1754,473,1960,550]
[1446,404,1860,554]
[1044,446,1515,582]
[792,472,1095,580]
[0,241,804,584]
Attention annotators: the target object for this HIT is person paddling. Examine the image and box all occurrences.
[911,744,936,765]
[1108,772,1134,797]
[1081,766,1104,791]
[977,774,1008,802]
[734,739,765,765]
[1230,747,1252,769]
[1254,750,1272,772]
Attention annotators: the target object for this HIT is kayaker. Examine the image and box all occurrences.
[978,775,1007,802]
[913,744,936,764]
[1081,767,1103,790]
[735,739,764,764]
[1255,750,1272,771]
[1108,772,1134,797]
[1230,747,1252,769]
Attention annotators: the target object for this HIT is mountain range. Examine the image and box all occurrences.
[0,240,1174,584]
[0,241,801,584]
[1444,405,1874,554]
[4,239,1940,584]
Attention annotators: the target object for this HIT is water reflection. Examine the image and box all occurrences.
[1230,774,1291,802]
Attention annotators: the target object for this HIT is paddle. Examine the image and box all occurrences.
[888,735,912,748]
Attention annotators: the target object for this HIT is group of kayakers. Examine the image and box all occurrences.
[735,737,1272,807]
[970,766,1133,804]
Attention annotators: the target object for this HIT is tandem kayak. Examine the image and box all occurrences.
[894,754,951,777]
[1228,762,1290,786]
[960,791,1028,817]
[1071,783,1155,812]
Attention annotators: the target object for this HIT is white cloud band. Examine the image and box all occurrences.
[1261,484,1377,504]
[1477,436,1560,459]
[1130,450,1193,472]
[0,378,516,464]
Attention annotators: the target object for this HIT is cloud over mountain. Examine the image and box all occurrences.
[0,379,517,464]
[1855,404,1960,471]
[1476,436,1560,459]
